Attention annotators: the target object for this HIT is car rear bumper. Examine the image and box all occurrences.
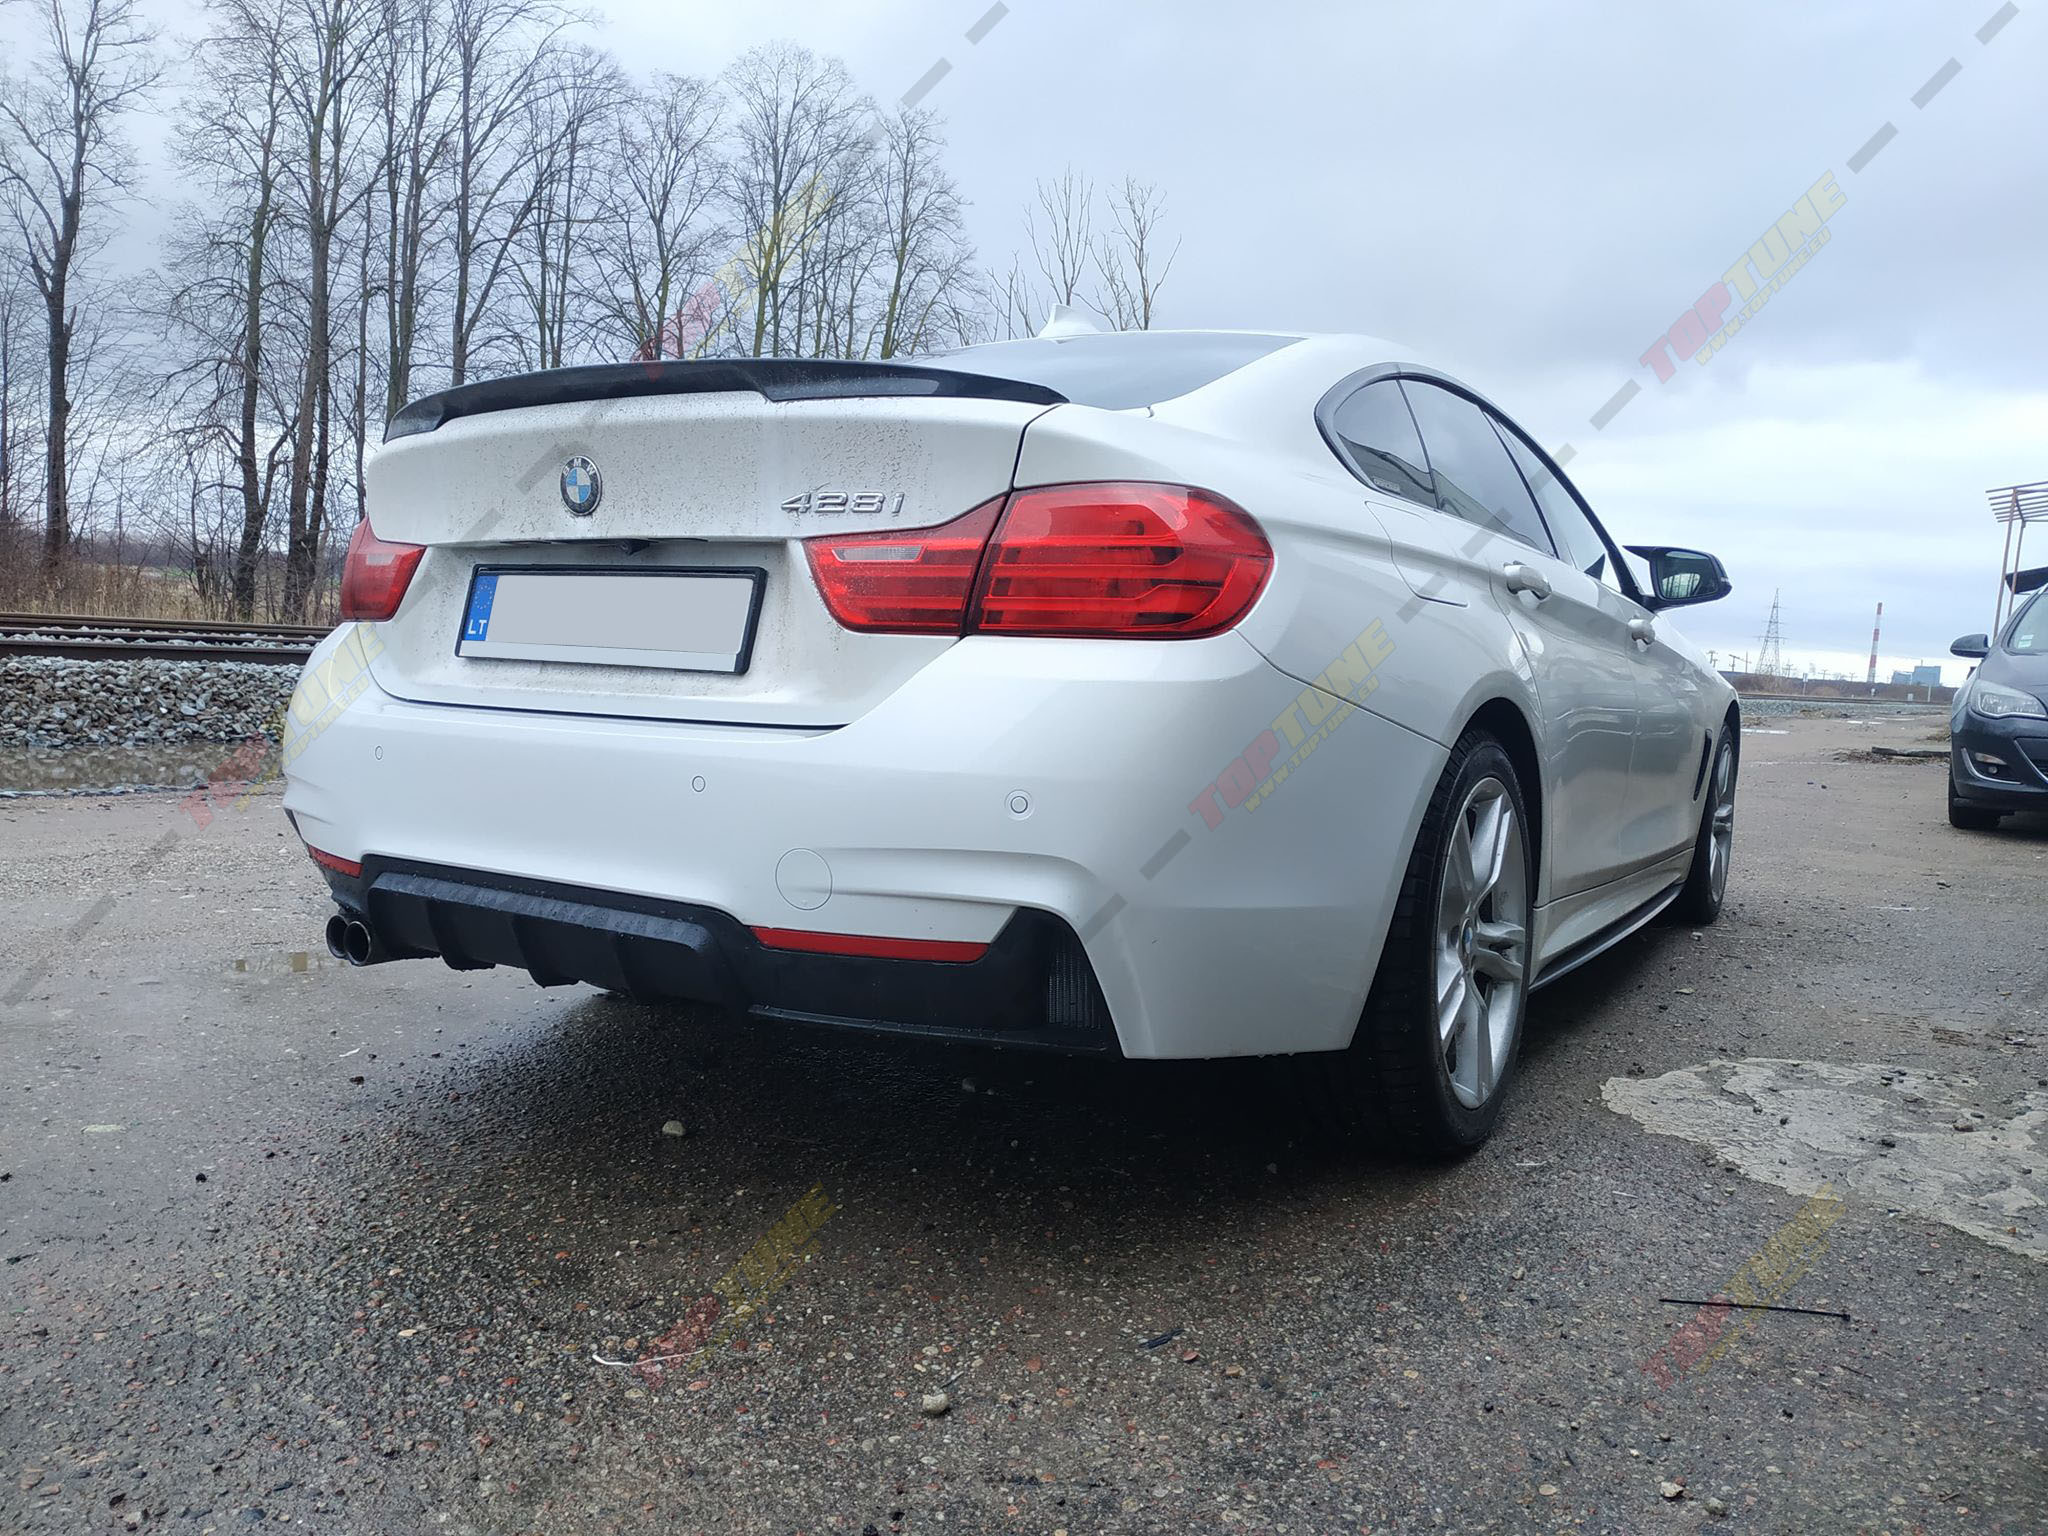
[281,625,1445,1058]
[320,857,1119,1051]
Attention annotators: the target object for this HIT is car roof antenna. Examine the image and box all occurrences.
[1039,303,1105,340]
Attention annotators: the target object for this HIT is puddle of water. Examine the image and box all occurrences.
[0,742,252,795]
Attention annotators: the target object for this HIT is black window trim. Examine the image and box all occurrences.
[2001,583,2048,652]
[1314,363,1646,606]
[1485,409,1646,609]
[1394,377,1557,560]
[1317,375,1435,509]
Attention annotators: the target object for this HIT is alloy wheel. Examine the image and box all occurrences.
[1434,776,1529,1110]
[1707,740,1736,900]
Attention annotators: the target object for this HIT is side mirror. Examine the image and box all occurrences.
[1950,633,1990,659]
[1625,545,1732,611]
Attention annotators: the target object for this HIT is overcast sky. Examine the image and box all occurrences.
[13,0,2045,681]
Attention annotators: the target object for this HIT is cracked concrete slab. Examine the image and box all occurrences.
[1604,1057,2046,1261]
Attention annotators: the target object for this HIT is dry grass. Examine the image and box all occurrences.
[0,529,339,624]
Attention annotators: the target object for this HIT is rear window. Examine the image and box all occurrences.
[927,332,1300,411]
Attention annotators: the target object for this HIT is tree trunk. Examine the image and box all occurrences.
[230,150,277,621]
[40,274,70,576]
[283,108,330,620]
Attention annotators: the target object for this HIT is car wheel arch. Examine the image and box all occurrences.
[1713,701,1741,796]
[1462,695,1544,886]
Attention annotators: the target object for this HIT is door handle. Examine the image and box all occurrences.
[1502,563,1552,600]
[1628,616,1656,647]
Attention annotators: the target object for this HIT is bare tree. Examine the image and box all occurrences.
[0,260,38,539]
[872,107,971,358]
[276,0,385,618]
[786,130,880,360]
[980,253,1042,342]
[1093,175,1178,331]
[374,0,455,416]
[503,41,622,370]
[162,0,297,619]
[1024,165,1092,310]
[589,71,720,361]
[444,0,577,384]
[720,42,872,357]
[0,0,160,575]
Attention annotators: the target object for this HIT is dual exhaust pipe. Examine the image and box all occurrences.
[324,908,475,972]
[325,911,395,967]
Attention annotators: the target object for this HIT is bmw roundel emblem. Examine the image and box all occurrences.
[560,456,602,516]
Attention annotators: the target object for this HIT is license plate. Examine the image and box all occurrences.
[457,567,764,674]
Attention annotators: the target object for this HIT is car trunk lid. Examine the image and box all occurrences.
[362,376,1056,728]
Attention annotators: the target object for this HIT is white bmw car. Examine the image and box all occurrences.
[283,330,1738,1151]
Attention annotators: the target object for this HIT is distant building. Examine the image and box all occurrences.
[1889,665,1943,687]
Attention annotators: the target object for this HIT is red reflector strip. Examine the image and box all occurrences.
[308,846,363,878]
[750,926,989,963]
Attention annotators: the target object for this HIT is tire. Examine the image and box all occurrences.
[1948,776,2001,831]
[1672,724,1738,925]
[1311,728,1535,1156]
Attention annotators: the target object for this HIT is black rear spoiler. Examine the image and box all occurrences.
[2005,564,2048,596]
[385,358,1068,442]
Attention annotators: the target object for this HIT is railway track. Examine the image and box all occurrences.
[0,612,328,665]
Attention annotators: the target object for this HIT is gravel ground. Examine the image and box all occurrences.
[0,658,299,751]
[0,715,2041,1534]
[1733,696,1950,720]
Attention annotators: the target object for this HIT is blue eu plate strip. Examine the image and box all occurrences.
[464,573,499,643]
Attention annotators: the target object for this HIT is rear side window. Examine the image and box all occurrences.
[929,332,1300,411]
[1327,381,1434,505]
[1495,425,1625,593]
[1398,382,1555,556]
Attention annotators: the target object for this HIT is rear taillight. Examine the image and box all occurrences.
[339,517,426,622]
[971,483,1272,638]
[804,498,1005,633]
[803,483,1271,639]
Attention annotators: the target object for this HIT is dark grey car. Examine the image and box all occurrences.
[1949,585,2048,828]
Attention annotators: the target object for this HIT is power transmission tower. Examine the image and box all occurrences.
[1757,590,1785,677]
